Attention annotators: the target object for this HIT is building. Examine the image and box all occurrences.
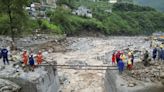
[40,0,57,7]
[72,6,92,18]
[109,0,117,3]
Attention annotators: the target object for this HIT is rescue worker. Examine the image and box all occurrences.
[152,47,157,61]
[36,51,43,64]
[143,50,149,66]
[127,58,132,70]
[30,48,34,55]
[131,52,134,65]
[161,48,164,62]
[120,52,126,62]
[116,51,121,64]
[112,52,116,65]
[159,48,163,61]
[29,54,35,67]
[22,50,28,65]
[118,59,124,74]
[128,51,132,58]
[1,47,9,65]
[157,46,162,61]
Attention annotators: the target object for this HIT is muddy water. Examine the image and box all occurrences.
[49,37,150,92]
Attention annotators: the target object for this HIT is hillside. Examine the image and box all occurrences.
[50,1,164,36]
[0,0,164,36]
[134,0,164,12]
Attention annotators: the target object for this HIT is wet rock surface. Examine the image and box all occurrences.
[0,35,65,92]
[0,79,20,92]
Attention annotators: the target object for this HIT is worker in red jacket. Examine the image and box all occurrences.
[36,51,43,64]
[22,50,28,65]
[116,51,121,64]
[112,52,116,65]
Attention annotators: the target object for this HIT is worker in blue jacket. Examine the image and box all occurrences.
[152,47,157,61]
[118,59,124,74]
[1,47,9,65]
[161,48,164,61]
[29,54,35,66]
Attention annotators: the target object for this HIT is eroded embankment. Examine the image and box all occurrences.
[105,69,164,92]
[1,66,60,92]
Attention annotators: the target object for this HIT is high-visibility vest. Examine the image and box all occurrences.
[23,53,28,61]
[128,59,132,65]
[37,54,42,62]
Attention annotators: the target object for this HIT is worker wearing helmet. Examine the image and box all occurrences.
[120,52,126,62]
[116,51,121,64]
[29,54,35,66]
[36,51,43,64]
[127,59,132,70]
[1,47,9,65]
[22,50,28,65]
[112,52,116,65]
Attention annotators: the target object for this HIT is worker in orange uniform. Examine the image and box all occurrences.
[22,50,28,65]
[36,51,43,64]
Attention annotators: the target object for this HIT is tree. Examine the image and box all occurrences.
[0,0,29,43]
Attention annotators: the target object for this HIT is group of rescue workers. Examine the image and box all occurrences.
[0,47,43,67]
[143,44,164,67]
[112,50,134,74]
[22,49,43,67]
[113,43,164,74]
[1,41,164,73]
[152,45,164,62]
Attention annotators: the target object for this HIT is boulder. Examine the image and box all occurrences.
[128,83,135,87]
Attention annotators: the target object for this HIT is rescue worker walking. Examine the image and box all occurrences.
[22,50,28,65]
[36,51,43,65]
[161,48,164,62]
[152,47,157,61]
[1,47,9,65]
[143,50,149,66]
[157,47,162,61]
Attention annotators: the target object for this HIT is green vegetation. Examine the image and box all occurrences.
[0,0,164,37]
[0,0,30,41]
[113,3,156,12]
[51,1,164,36]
